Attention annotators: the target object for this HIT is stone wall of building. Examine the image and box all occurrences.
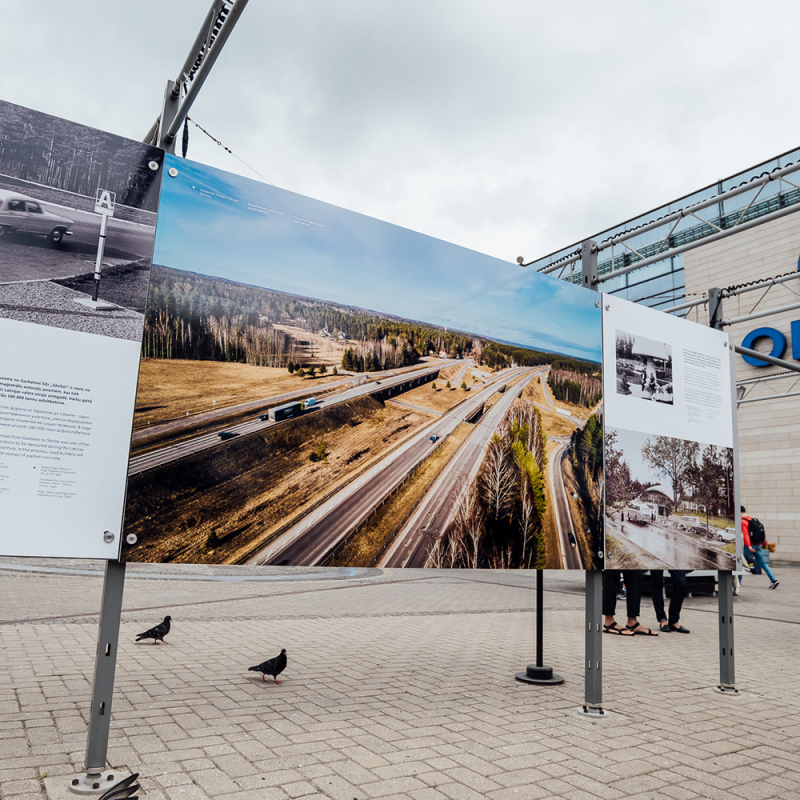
[684,212,800,564]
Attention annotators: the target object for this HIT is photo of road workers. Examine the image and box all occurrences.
[121,155,603,570]
[604,426,736,570]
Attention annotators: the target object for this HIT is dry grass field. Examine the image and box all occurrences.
[393,366,477,413]
[329,422,474,567]
[133,359,343,428]
[272,323,348,367]
[122,397,430,565]
[521,382,579,437]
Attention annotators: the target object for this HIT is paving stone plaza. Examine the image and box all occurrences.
[0,561,798,800]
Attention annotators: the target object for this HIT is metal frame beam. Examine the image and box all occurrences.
[145,0,250,151]
[528,160,800,278]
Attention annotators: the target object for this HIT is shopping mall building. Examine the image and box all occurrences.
[531,147,800,565]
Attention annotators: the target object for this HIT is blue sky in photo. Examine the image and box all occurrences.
[153,154,601,363]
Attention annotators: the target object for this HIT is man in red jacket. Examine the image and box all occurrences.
[741,506,779,589]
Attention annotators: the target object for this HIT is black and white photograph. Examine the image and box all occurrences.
[604,426,735,570]
[615,329,673,404]
[0,99,163,341]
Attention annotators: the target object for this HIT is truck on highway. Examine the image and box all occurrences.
[268,401,302,421]
[302,397,317,410]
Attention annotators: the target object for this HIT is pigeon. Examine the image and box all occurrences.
[249,649,287,683]
[135,615,171,644]
[98,772,140,800]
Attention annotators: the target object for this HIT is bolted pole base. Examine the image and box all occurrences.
[44,769,132,799]
[578,704,609,719]
[714,684,741,696]
[516,664,564,685]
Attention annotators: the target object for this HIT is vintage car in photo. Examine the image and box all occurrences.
[0,189,74,245]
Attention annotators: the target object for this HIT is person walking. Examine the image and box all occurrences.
[650,570,690,633]
[741,506,779,589]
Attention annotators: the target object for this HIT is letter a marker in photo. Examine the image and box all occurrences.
[75,188,118,310]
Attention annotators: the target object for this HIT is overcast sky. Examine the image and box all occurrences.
[2,2,800,264]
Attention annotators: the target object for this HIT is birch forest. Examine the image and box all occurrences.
[427,401,548,569]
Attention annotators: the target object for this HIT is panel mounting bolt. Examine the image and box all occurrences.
[168,167,179,178]
[595,301,600,308]
[103,531,115,543]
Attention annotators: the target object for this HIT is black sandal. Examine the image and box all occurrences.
[603,622,632,635]
[626,623,658,636]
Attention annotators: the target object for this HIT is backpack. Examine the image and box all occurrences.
[747,517,766,545]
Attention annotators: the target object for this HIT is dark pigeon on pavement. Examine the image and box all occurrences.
[249,649,287,683]
[98,772,140,800]
[135,615,171,644]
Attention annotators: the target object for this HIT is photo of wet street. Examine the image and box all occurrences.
[605,511,733,569]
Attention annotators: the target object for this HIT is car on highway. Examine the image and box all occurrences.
[689,524,710,536]
[428,435,439,443]
[217,431,239,440]
[567,532,576,546]
[0,190,74,246]
[258,414,270,421]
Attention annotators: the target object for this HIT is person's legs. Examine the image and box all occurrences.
[751,547,777,583]
[650,570,667,623]
[603,570,622,618]
[622,570,642,620]
[667,570,687,625]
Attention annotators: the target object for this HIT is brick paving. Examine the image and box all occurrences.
[0,562,798,799]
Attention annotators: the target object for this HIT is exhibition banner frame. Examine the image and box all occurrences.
[121,154,604,570]
[601,294,741,571]
[0,99,163,559]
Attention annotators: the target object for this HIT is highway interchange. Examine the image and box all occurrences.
[127,356,591,570]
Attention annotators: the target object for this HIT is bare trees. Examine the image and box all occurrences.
[426,400,547,569]
[549,370,602,407]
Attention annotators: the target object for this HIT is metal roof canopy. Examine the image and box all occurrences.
[144,0,250,153]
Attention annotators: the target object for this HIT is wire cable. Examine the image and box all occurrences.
[187,116,275,186]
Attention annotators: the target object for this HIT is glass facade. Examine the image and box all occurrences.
[530,146,800,313]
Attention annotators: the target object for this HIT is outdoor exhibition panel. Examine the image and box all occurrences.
[121,154,604,570]
[602,294,740,570]
[0,100,162,559]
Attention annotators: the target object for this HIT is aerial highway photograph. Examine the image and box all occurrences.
[121,155,603,570]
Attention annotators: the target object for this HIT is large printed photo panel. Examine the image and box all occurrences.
[122,155,603,569]
[0,99,163,558]
[601,294,740,570]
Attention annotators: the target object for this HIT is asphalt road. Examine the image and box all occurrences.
[127,361,458,476]
[0,201,155,283]
[379,368,543,568]
[549,437,583,569]
[247,367,523,567]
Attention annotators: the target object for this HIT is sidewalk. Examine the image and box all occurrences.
[0,562,798,800]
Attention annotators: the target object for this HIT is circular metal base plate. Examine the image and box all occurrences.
[515,664,564,685]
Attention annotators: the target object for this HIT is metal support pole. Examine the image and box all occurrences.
[579,239,607,717]
[69,560,128,792]
[708,288,740,696]
[581,239,598,291]
[715,570,738,694]
[580,570,607,717]
[157,80,181,154]
[515,570,563,685]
